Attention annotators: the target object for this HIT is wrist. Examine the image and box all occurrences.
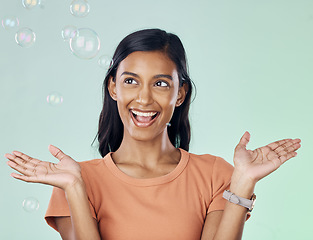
[230,170,256,199]
[64,177,85,193]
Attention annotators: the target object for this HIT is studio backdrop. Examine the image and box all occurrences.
[1,0,312,239]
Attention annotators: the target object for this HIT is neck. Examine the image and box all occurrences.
[112,129,179,167]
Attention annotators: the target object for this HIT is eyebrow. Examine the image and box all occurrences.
[121,71,173,81]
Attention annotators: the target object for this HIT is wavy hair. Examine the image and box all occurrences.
[93,29,194,157]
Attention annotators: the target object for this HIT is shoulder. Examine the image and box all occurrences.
[77,154,112,178]
[78,152,111,168]
[77,159,104,182]
[76,157,112,195]
[187,150,233,172]
[78,158,104,167]
[181,150,233,182]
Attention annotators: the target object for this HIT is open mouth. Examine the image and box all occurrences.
[130,109,159,127]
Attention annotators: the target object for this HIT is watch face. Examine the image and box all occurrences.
[249,194,256,211]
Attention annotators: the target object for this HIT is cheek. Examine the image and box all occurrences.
[116,97,131,117]
[161,97,176,109]
[115,86,134,105]
[115,88,139,123]
[158,93,178,118]
[161,90,178,106]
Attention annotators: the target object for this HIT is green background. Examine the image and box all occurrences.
[1,0,312,239]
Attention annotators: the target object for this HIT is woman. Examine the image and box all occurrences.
[5,29,301,240]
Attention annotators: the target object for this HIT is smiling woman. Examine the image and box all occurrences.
[96,29,193,157]
[5,29,301,240]
[107,50,187,143]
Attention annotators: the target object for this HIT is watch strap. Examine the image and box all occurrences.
[223,190,256,212]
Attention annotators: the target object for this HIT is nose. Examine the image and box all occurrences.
[136,85,154,106]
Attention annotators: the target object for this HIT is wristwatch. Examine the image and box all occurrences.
[223,190,256,212]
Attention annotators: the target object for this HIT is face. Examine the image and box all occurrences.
[108,51,187,142]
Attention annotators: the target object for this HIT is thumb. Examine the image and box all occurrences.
[236,131,250,150]
[48,145,67,161]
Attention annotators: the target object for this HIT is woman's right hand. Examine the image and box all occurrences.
[5,145,82,191]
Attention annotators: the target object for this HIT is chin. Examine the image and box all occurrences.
[126,127,168,143]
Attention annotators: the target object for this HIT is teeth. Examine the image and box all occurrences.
[131,110,157,117]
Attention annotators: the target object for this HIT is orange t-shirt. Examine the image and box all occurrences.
[45,148,234,239]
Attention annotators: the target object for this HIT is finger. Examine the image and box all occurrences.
[6,152,44,177]
[5,153,27,167]
[283,142,301,155]
[4,153,18,164]
[277,142,301,158]
[279,151,298,164]
[49,145,67,161]
[11,150,33,160]
[7,151,40,166]
[267,139,291,151]
[5,153,39,171]
[10,172,39,183]
[268,138,301,151]
[272,140,294,155]
[7,160,35,177]
[236,131,250,149]
[273,140,301,156]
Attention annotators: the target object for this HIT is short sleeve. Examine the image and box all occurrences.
[44,187,71,231]
[207,156,234,214]
[44,186,97,232]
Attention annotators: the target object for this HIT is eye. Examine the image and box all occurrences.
[124,78,138,85]
[155,80,169,87]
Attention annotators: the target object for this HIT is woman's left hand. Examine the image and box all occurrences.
[233,131,301,183]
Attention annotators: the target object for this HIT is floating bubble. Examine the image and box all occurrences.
[47,92,63,106]
[22,0,39,9]
[70,0,90,17]
[61,25,77,41]
[15,28,36,48]
[23,197,39,212]
[38,0,46,9]
[1,16,19,30]
[69,28,100,59]
[98,55,112,69]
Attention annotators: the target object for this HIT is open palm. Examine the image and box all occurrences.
[233,131,301,182]
[5,145,82,191]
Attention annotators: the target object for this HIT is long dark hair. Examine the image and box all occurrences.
[93,29,194,157]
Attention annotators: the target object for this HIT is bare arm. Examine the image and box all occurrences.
[5,145,101,240]
[55,217,99,240]
[201,132,301,240]
[63,180,100,240]
[54,182,100,240]
[201,211,223,240]
[55,217,74,240]
[201,189,250,240]
[201,177,253,240]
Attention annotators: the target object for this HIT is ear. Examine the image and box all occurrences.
[107,76,117,101]
[175,83,188,107]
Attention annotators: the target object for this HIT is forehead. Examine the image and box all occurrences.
[117,51,178,77]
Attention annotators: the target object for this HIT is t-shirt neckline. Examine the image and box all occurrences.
[104,148,189,187]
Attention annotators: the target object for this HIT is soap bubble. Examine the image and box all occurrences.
[38,0,46,9]
[69,28,100,59]
[23,197,39,212]
[15,28,36,48]
[70,0,90,17]
[47,92,63,106]
[61,25,77,41]
[1,16,19,30]
[22,0,39,9]
[98,55,112,69]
